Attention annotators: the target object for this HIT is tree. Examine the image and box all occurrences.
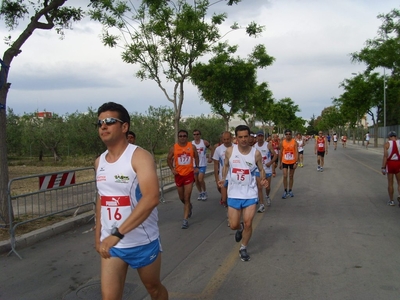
[0,0,84,225]
[180,114,225,145]
[270,98,301,134]
[351,8,400,127]
[315,106,345,134]
[130,106,175,156]
[336,72,385,146]
[64,109,105,157]
[191,43,274,130]
[89,0,264,140]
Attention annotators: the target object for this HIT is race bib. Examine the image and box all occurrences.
[177,153,191,165]
[284,151,294,160]
[231,168,251,185]
[101,196,131,224]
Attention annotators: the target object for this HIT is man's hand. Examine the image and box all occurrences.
[98,235,120,259]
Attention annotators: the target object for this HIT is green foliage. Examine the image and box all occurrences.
[88,0,265,141]
[270,98,302,133]
[191,42,274,130]
[6,107,230,160]
[0,0,29,29]
[131,106,175,155]
[179,115,225,145]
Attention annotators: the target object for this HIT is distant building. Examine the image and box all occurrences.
[36,112,52,119]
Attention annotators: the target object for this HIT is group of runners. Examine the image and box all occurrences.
[93,101,399,300]
[166,126,332,263]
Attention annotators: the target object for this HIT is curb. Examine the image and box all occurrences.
[0,211,94,255]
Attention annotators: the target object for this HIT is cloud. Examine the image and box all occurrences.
[1,0,399,122]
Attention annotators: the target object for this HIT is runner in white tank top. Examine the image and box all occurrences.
[95,102,168,299]
[218,125,269,262]
[97,144,159,248]
[192,129,213,200]
[254,131,276,210]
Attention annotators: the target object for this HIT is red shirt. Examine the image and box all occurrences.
[316,137,326,152]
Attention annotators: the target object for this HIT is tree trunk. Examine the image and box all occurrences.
[0,81,13,226]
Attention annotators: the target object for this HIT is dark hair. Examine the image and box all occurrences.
[178,129,188,136]
[193,129,201,135]
[235,125,250,136]
[128,131,136,138]
[284,129,292,134]
[97,102,130,134]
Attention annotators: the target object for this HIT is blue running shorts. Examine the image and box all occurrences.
[109,237,161,269]
[227,198,258,210]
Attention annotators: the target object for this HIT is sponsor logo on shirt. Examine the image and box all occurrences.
[97,175,106,182]
[114,174,129,183]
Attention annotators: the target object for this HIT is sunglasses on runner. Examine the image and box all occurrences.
[97,117,124,127]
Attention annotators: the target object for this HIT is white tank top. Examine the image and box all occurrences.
[212,144,228,179]
[296,138,305,152]
[254,141,272,174]
[227,145,258,199]
[388,140,400,161]
[96,144,159,248]
[192,139,207,167]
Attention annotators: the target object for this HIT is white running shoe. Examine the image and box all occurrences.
[257,204,265,213]
[266,196,271,207]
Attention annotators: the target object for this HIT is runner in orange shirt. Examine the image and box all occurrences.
[167,130,199,229]
[279,129,298,198]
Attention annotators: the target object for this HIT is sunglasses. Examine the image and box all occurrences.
[97,117,124,127]
[178,135,187,138]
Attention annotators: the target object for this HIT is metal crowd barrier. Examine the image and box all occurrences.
[7,167,96,259]
[159,158,175,203]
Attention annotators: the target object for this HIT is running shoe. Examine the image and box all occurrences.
[188,203,193,218]
[288,191,294,197]
[181,219,189,229]
[320,167,323,172]
[282,191,288,199]
[235,222,244,242]
[257,204,265,213]
[239,248,250,262]
[202,191,208,201]
[388,200,395,206]
[266,196,271,207]
[317,166,321,171]
[197,193,203,201]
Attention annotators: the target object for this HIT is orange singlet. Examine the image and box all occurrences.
[174,142,195,176]
[281,139,297,164]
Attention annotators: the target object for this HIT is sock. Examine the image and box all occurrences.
[240,244,246,250]
[285,189,287,192]
[289,189,292,192]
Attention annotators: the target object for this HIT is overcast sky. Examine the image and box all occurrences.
[1,0,398,120]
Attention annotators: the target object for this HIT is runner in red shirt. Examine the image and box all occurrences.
[381,131,400,206]
[315,131,328,172]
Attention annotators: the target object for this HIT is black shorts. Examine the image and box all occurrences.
[317,151,325,157]
[282,163,295,169]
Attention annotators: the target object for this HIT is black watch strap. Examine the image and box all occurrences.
[111,227,124,239]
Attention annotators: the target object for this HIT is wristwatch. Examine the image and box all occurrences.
[111,227,124,240]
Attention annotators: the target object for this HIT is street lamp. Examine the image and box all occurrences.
[351,73,362,145]
[383,67,387,139]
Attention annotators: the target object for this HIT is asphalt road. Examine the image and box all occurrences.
[1,141,400,300]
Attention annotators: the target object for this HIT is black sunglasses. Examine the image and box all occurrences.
[97,117,124,127]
